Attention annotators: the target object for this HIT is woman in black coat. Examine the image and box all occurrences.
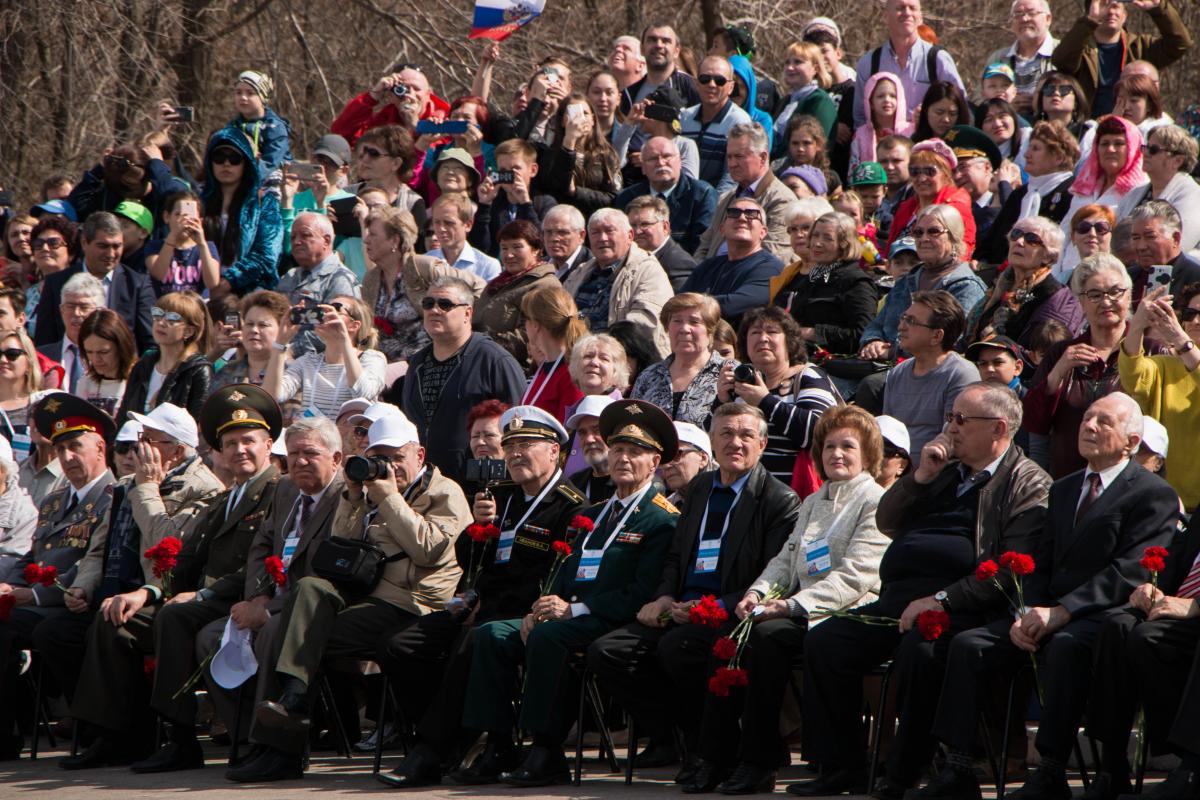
[116,291,213,426]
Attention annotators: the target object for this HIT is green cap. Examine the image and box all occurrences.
[114,200,153,234]
[849,161,887,187]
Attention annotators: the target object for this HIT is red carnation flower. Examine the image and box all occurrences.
[23,564,41,585]
[975,560,999,582]
[143,657,157,677]
[916,608,951,641]
[466,523,491,543]
[38,566,58,587]
[485,524,501,539]
[1144,546,1169,560]
[688,595,729,628]
[552,540,573,557]
[264,555,287,587]
[999,551,1035,576]
[711,636,738,660]
[1140,554,1166,573]
[570,515,595,533]
[0,594,14,621]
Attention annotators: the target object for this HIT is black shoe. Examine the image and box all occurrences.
[375,743,443,789]
[0,732,24,761]
[677,755,705,785]
[872,775,915,800]
[717,762,776,795]
[448,740,520,785]
[1117,767,1200,800]
[787,767,869,796]
[224,746,303,782]
[228,744,267,770]
[635,737,679,768]
[903,767,982,800]
[682,761,735,794]
[60,737,138,771]
[1008,767,1071,800]
[1078,772,1132,800]
[253,691,310,734]
[499,745,571,787]
[130,740,205,773]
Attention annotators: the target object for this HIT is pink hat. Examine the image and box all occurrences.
[911,138,957,170]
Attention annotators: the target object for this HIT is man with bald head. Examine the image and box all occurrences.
[332,64,443,145]
[680,56,752,193]
[614,136,718,255]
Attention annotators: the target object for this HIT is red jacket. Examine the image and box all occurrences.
[521,357,583,425]
[887,184,977,262]
[330,91,451,146]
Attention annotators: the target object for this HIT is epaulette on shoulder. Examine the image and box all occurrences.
[653,493,680,515]
[556,482,586,504]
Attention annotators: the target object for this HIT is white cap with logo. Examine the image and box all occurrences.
[566,395,618,430]
[128,402,200,448]
[351,402,404,427]
[367,412,421,450]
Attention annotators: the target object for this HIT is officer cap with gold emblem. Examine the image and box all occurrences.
[500,405,569,446]
[599,399,678,462]
[200,383,283,450]
[945,125,1003,171]
[33,392,116,444]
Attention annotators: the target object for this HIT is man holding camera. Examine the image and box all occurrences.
[331,65,447,146]
[376,405,586,788]
[232,411,471,782]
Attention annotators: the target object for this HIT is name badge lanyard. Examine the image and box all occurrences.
[577,482,652,581]
[521,353,564,407]
[281,494,307,568]
[694,489,742,574]
[495,469,561,564]
[804,493,853,576]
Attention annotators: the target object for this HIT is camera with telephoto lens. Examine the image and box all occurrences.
[391,83,409,98]
[733,362,759,384]
[345,454,393,483]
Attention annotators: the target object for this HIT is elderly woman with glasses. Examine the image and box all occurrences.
[969,217,1084,349]
[1120,281,1200,510]
[1116,124,1200,253]
[886,139,978,261]
[117,291,213,426]
[1024,254,1144,477]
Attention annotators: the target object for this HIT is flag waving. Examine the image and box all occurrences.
[469,0,546,40]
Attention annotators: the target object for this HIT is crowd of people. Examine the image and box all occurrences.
[1,0,1199,797]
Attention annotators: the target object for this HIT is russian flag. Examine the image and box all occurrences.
[469,0,545,40]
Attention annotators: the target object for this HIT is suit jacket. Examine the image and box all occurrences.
[244,473,345,611]
[9,472,116,608]
[34,262,156,352]
[613,174,719,255]
[1157,512,1200,596]
[977,175,1075,264]
[656,463,800,611]
[554,246,592,286]
[652,238,699,292]
[549,486,679,626]
[36,342,63,363]
[1027,460,1178,616]
[173,466,280,602]
[694,170,797,262]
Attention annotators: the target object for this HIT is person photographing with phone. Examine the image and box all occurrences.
[146,192,220,296]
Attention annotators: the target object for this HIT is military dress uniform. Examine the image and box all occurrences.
[460,400,681,786]
[376,407,586,787]
[64,384,283,769]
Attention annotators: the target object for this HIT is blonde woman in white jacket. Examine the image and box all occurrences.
[707,405,891,795]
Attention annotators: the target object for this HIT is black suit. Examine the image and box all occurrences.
[34,262,156,353]
[976,175,1075,265]
[554,245,592,286]
[613,174,719,255]
[651,237,698,291]
[932,461,1179,762]
[587,464,800,751]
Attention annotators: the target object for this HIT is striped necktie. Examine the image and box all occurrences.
[1177,552,1200,599]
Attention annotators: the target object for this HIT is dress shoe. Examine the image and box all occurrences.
[253,691,310,734]
[635,737,679,768]
[228,744,266,769]
[0,733,24,761]
[677,755,705,785]
[60,737,138,771]
[1117,767,1200,800]
[682,760,735,794]
[1077,772,1132,800]
[375,742,443,789]
[717,762,776,795]
[1007,767,1071,800]
[787,767,869,796]
[448,740,520,785]
[903,767,982,800]
[500,745,571,787]
[224,745,303,782]
[131,740,205,773]
[872,775,915,800]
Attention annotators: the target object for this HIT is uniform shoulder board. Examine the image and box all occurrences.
[653,493,680,515]
[556,483,586,505]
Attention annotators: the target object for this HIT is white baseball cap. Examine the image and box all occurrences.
[875,415,910,457]
[336,398,371,422]
[116,420,144,444]
[1140,416,1169,459]
[351,402,403,427]
[271,427,290,457]
[673,422,712,460]
[566,395,617,430]
[128,403,199,448]
[0,437,12,463]
[367,412,420,450]
[209,617,259,689]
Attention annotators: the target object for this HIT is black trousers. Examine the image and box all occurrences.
[932,611,1116,762]
[736,618,806,767]
[587,621,725,755]
[803,603,987,783]
[0,608,71,733]
[1087,611,1200,762]
[29,610,93,703]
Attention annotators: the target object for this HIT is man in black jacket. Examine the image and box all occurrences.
[626,196,698,291]
[588,403,799,786]
[614,136,718,256]
[912,393,1179,800]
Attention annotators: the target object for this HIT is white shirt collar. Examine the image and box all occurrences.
[1084,458,1128,491]
[72,471,109,504]
[1006,35,1058,59]
[975,191,993,208]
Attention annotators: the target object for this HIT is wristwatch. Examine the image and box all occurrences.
[271,342,289,352]
[1178,340,1195,354]
[934,590,951,611]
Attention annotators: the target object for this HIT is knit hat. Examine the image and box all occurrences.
[802,16,842,47]
[237,70,274,102]
[780,165,828,196]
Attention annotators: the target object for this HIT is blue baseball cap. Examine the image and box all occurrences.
[31,199,77,222]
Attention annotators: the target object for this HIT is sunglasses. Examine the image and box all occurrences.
[909,166,939,178]
[1041,85,1073,97]
[359,145,386,159]
[211,149,245,166]
[1142,144,1180,158]
[697,74,730,86]
[151,308,185,324]
[725,207,763,221]
[420,296,469,312]
[114,442,136,456]
[899,314,937,328]
[353,425,370,438]
[1074,221,1112,236]
[0,348,24,362]
[1179,308,1200,323]
[104,154,138,170]
[944,412,1001,425]
[911,226,947,239]
[32,237,65,250]
[1009,229,1045,247]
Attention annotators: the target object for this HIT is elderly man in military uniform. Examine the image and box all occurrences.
[0,393,115,758]
[230,410,472,783]
[61,384,282,770]
[452,399,681,788]
[31,403,223,731]
[377,405,586,788]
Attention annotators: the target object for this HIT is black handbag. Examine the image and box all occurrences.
[312,535,406,596]
[819,357,893,380]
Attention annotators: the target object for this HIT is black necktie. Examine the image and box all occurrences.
[61,492,79,521]
[1075,473,1102,524]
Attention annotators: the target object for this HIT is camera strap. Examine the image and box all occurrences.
[495,469,561,564]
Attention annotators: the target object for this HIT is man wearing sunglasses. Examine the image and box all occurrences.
[395,277,524,483]
[1126,200,1200,304]
[680,55,752,193]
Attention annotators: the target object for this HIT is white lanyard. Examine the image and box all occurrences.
[577,482,652,581]
[694,485,742,573]
[495,469,561,564]
[521,353,564,407]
